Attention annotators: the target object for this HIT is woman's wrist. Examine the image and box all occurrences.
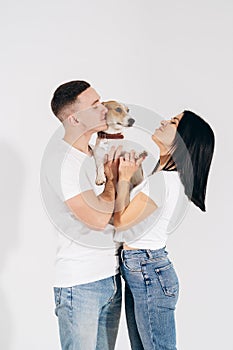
[116,178,130,197]
[118,176,131,183]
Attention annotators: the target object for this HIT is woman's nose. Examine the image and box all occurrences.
[161,120,168,126]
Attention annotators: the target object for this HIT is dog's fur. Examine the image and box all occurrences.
[93,100,147,186]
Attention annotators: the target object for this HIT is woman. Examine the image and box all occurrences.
[113,110,215,350]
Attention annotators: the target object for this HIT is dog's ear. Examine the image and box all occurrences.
[102,100,117,109]
[102,101,111,110]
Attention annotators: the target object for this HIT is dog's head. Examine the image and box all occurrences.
[102,101,135,134]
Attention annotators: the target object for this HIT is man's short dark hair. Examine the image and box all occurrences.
[51,80,91,121]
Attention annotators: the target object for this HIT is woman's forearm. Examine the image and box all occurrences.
[114,180,131,226]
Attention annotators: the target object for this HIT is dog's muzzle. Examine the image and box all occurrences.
[128,118,135,126]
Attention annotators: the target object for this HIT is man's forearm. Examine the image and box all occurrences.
[99,178,116,202]
[97,178,115,217]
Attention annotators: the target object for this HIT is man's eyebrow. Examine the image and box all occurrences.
[91,97,100,106]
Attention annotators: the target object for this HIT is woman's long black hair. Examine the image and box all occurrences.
[163,110,215,211]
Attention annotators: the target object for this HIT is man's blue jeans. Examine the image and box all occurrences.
[54,274,122,350]
[120,248,179,350]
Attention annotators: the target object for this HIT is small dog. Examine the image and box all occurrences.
[93,100,147,186]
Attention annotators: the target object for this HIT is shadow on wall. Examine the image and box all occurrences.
[0,142,25,350]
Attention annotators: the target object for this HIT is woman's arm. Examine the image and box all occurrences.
[114,181,157,231]
[113,151,158,231]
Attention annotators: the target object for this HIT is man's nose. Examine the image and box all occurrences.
[101,103,108,113]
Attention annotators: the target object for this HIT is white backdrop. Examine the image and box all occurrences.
[0,1,232,349]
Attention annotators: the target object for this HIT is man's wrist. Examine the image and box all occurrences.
[106,177,114,182]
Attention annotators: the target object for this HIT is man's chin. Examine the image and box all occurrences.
[98,124,108,132]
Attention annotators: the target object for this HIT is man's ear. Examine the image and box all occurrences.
[66,115,79,126]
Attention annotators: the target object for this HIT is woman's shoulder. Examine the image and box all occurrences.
[149,169,180,182]
[147,171,182,197]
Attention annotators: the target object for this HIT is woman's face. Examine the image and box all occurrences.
[152,113,183,150]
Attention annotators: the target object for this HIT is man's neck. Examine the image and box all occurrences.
[63,131,92,155]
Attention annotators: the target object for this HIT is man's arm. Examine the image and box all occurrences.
[65,159,116,231]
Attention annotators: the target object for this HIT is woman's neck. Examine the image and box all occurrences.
[159,153,176,171]
[159,154,170,169]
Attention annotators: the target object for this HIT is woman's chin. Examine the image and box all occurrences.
[152,134,158,143]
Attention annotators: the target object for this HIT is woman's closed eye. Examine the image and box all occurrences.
[170,116,180,125]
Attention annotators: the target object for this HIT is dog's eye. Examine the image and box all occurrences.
[115,107,122,113]
[127,108,129,113]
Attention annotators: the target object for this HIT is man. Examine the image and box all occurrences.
[40,81,121,350]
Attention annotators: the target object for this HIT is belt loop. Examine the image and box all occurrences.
[113,274,116,288]
[121,248,124,261]
[146,249,153,259]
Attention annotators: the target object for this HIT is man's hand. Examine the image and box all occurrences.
[104,145,123,183]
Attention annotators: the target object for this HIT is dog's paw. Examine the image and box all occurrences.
[139,150,148,158]
[95,176,106,186]
[134,150,148,159]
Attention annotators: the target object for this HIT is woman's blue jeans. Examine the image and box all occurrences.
[53,274,122,350]
[120,247,179,350]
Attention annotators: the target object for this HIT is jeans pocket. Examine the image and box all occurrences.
[54,287,62,316]
[107,274,122,303]
[155,263,179,297]
[122,257,142,272]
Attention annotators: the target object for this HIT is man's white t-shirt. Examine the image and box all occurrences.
[114,170,189,249]
[41,138,119,288]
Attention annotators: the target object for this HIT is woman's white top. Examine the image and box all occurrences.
[114,171,189,249]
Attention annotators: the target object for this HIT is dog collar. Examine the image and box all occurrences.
[97,131,124,139]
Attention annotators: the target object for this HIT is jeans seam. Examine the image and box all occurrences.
[67,287,73,320]
[59,287,62,305]
[107,275,118,303]
[145,278,157,349]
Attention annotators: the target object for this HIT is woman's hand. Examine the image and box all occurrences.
[118,150,146,182]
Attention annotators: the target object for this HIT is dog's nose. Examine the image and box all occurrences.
[128,118,135,126]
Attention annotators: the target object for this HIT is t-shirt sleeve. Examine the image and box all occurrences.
[139,172,165,207]
[61,156,93,201]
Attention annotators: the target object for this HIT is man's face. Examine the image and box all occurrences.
[72,87,108,133]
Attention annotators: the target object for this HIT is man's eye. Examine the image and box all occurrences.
[115,107,122,113]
